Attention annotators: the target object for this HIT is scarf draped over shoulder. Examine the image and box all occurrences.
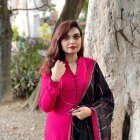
[70,58,114,140]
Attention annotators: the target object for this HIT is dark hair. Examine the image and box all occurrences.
[40,20,84,75]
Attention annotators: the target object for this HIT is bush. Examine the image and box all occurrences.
[11,44,45,99]
[38,23,52,45]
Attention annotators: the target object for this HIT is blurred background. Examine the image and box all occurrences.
[0,0,140,140]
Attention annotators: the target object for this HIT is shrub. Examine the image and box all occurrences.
[38,23,52,45]
[11,44,45,99]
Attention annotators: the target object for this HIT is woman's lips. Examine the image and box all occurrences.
[68,46,77,49]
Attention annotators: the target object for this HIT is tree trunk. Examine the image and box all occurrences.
[84,0,140,139]
[53,0,85,32]
[22,80,41,111]
[0,0,13,103]
[25,0,85,111]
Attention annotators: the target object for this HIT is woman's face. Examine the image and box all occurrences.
[61,27,82,55]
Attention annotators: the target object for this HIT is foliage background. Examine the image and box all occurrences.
[11,45,44,98]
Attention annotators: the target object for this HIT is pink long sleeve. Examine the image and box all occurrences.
[38,74,60,112]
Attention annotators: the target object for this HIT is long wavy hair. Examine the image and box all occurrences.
[40,20,84,75]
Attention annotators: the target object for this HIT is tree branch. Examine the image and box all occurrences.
[33,0,39,11]
[11,3,50,11]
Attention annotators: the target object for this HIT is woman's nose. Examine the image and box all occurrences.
[69,38,75,43]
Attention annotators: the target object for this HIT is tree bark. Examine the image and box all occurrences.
[0,0,13,103]
[84,0,140,139]
[53,0,85,32]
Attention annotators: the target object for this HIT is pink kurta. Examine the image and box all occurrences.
[38,57,91,140]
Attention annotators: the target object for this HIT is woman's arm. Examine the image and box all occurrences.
[38,74,60,112]
[38,60,66,112]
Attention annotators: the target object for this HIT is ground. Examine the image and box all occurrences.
[0,100,46,140]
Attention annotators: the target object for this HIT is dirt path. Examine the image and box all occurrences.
[0,100,46,140]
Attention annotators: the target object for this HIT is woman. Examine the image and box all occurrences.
[38,20,114,140]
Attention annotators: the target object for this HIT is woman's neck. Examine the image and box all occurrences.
[65,54,78,64]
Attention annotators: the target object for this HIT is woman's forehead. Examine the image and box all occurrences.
[66,27,80,35]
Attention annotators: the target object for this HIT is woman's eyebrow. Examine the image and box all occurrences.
[67,33,81,36]
[74,33,81,35]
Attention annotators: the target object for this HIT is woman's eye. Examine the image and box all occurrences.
[62,35,69,40]
[74,35,81,40]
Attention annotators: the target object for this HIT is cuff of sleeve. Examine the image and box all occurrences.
[49,78,60,87]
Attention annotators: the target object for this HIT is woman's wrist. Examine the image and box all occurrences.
[87,107,92,117]
[51,76,59,82]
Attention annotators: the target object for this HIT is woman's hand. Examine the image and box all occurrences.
[72,106,92,120]
[51,60,66,82]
